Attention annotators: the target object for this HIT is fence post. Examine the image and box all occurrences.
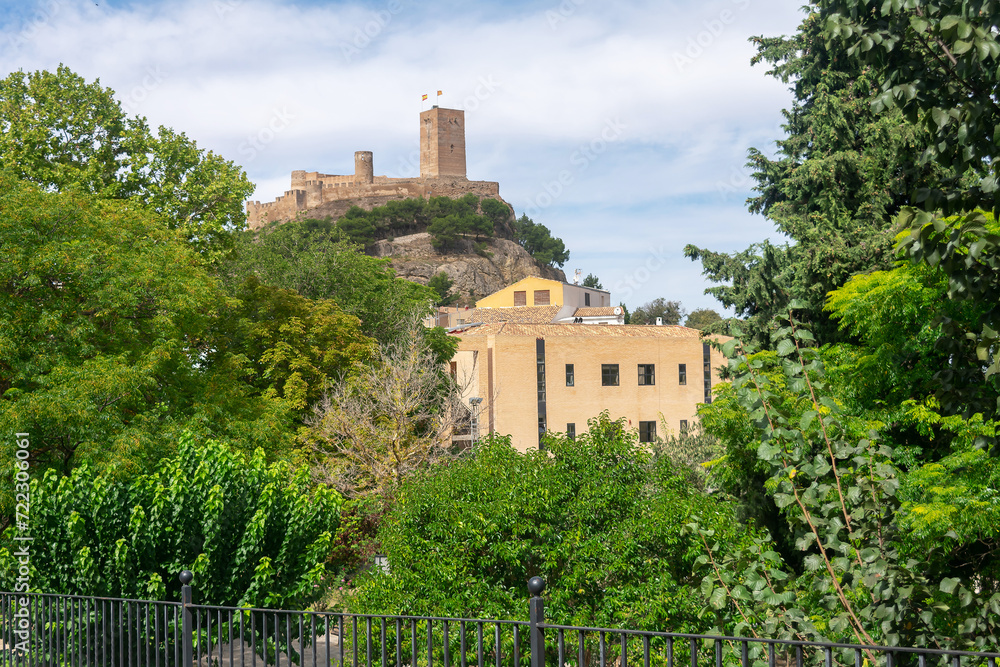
[528,577,546,667]
[180,571,194,667]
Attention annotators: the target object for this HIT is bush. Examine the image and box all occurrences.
[0,434,341,608]
[350,414,757,631]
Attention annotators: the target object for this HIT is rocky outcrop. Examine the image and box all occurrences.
[372,233,565,303]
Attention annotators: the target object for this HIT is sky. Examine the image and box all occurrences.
[0,0,806,316]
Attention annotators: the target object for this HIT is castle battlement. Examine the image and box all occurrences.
[247,107,499,230]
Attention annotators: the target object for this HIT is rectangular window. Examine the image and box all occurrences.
[638,364,655,386]
[536,339,546,448]
[585,293,591,306]
[680,419,689,433]
[533,289,551,305]
[601,364,619,386]
[514,290,526,306]
[678,363,687,385]
[639,421,657,443]
[703,343,713,404]
[567,423,576,440]
[565,363,574,386]
[449,361,457,380]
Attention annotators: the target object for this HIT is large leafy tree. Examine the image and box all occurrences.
[685,12,954,345]
[0,65,253,258]
[0,175,375,505]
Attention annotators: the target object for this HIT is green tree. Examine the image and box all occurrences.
[0,434,341,608]
[213,277,375,412]
[631,297,684,325]
[513,214,570,268]
[685,12,955,345]
[427,272,458,307]
[684,308,723,330]
[224,218,437,347]
[350,414,758,631]
[582,273,603,289]
[0,65,253,259]
[618,301,631,324]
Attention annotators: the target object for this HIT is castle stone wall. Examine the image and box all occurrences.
[246,107,496,230]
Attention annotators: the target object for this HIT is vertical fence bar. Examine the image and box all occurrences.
[715,639,722,667]
[528,578,545,667]
[411,620,417,667]
[426,619,433,667]
[476,623,484,667]
[181,572,194,667]
[396,619,403,667]
[667,637,674,667]
[558,630,565,667]
[620,633,628,667]
[690,638,698,667]
[444,620,451,667]
[579,631,585,667]
[741,642,749,667]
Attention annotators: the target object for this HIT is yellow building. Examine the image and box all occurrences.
[450,322,727,451]
[476,277,611,309]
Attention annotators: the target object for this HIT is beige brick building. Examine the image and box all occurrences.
[450,322,727,451]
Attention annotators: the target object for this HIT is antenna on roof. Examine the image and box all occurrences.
[573,269,581,285]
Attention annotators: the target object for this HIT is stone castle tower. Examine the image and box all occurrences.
[420,107,466,178]
[247,106,497,229]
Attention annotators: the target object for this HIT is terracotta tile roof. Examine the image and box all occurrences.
[462,306,561,324]
[452,323,713,339]
[573,307,620,317]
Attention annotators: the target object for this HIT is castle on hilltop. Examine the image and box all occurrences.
[246,107,501,230]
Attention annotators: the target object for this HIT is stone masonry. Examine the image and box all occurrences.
[246,107,500,230]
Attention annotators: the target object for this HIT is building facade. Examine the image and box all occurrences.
[450,322,726,451]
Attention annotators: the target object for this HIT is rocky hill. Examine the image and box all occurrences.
[372,233,565,301]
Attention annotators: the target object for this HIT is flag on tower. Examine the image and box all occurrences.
[437,90,443,96]
[421,94,428,101]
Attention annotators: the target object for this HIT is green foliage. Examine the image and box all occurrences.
[698,311,1000,650]
[820,0,1000,216]
[513,214,569,268]
[351,415,755,632]
[0,66,253,260]
[684,308,723,330]
[0,434,341,607]
[582,273,603,289]
[631,297,684,325]
[427,272,458,307]
[223,218,436,347]
[685,12,956,345]
[0,174,296,487]
[213,277,375,411]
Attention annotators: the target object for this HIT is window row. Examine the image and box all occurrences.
[564,419,688,443]
[562,363,691,387]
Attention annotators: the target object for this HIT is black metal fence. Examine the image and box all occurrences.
[1,573,998,667]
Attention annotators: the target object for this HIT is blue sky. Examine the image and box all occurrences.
[0,0,806,315]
